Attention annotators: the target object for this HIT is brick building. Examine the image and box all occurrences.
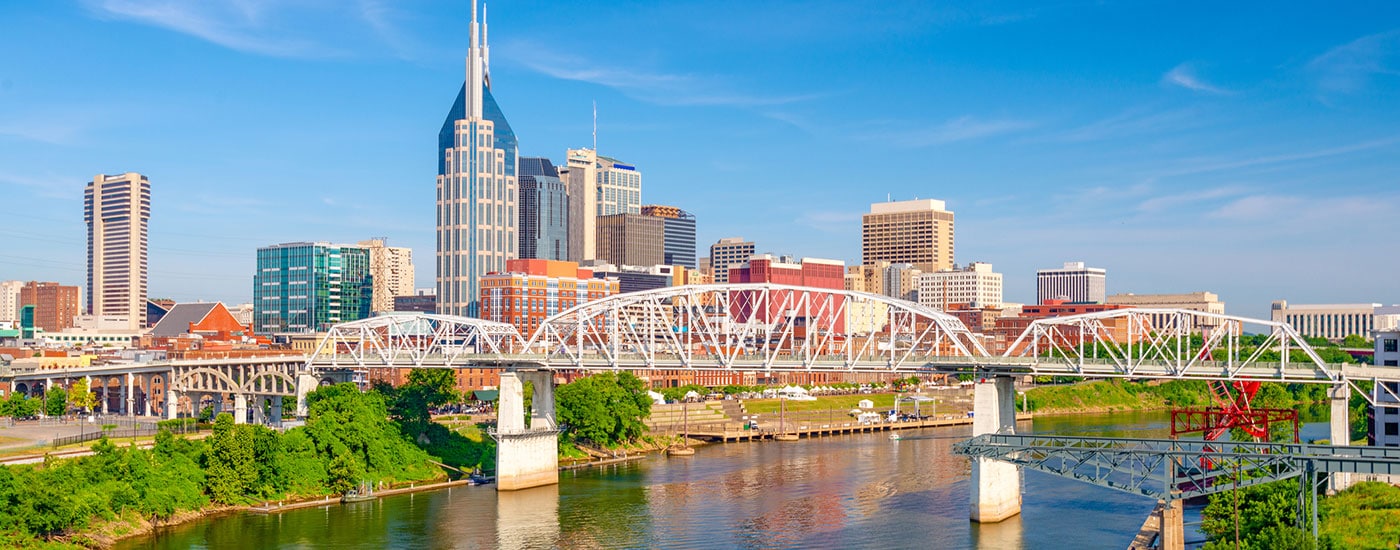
[19,281,80,332]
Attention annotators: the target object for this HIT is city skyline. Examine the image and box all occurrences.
[2,2,1399,320]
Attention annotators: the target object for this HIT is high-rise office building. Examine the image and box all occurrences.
[436,2,518,317]
[18,281,81,332]
[0,280,22,324]
[253,242,372,334]
[708,237,755,284]
[358,239,414,314]
[1036,261,1107,304]
[640,205,697,269]
[519,157,569,261]
[563,148,642,262]
[595,214,665,267]
[85,172,151,330]
[861,199,954,272]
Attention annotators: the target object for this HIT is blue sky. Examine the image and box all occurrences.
[2,1,1398,320]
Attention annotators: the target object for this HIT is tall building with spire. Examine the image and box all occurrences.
[436,2,518,317]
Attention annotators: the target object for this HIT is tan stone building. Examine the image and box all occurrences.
[86,172,151,330]
[358,239,415,313]
[595,214,664,267]
[1108,292,1226,330]
[861,199,954,272]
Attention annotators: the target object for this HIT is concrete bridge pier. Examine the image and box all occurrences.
[271,395,283,424]
[970,375,1021,523]
[166,389,178,420]
[495,370,560,491]
[234,394,248,425]
[295,372,318,418]
[1329,384,1352,492]
[1159,499,1184,550]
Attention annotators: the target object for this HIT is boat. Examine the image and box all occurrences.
[341,481,376,503]
[889,433,902,441]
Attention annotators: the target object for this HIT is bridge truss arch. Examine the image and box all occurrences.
[308,313,526,368]
[1001,308,1337,383]
[524,283,989,372]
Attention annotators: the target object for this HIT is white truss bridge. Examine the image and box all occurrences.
[307,284,1400,404]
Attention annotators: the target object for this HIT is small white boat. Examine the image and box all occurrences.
[889,433,901,440]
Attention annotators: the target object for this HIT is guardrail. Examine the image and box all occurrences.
[51,427,160,448]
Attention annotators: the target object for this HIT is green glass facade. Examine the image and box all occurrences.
[253,242,372,334]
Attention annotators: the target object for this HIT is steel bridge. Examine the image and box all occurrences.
[306,284,1400,403]
[953,434,1400,546]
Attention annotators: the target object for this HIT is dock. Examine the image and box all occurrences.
[688,413,1032,442]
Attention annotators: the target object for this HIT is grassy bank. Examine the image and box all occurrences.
[0,384,448,549]
[1319,481,1400,548]
[1021,379,1331,415]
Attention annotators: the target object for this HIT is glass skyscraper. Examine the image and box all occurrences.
[640,205,697,269]
[518,157,569,261]
[437,1,518,317]
[253,242,372,334]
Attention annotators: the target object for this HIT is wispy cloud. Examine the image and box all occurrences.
[84,0,415,59]
[1048,107,1202,143]
[0,172,80,200]
[796,211,862,234]
[883,115,1036,148]
[1136,186,1248,212]
[1162,63,1231,95]
[1160,136,1400,178]
[1207,193,1395,223]
[86,0,333,57]
[500,41,825,107]
[1307,29,1400,94]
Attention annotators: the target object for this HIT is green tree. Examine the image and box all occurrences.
[67,378,97,413]
[204,413,258,504]
[384,369,460,438]
[556,372,652,447]
[1201,478,1313,549]
[1341,334,1371,349]
[43,387,67,417]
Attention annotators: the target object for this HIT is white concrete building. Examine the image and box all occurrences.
[917,262,1003,310]
[1108,292,1226,330]
[563,148,642,262]
[1036,261,1106,304]
[0,280,22,324]
[86,172,151,330]
[1270,301,1380,342]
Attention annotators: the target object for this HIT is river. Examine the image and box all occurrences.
[115,411,1333,549]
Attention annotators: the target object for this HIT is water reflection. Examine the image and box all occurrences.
[119,413,1218,550]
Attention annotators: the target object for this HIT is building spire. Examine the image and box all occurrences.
[465,0,483,118]
[482,3,490,89]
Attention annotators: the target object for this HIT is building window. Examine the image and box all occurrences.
[1386,339,1399,353]
[1388,423,1400,437]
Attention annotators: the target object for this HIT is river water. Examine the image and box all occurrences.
[115,411,1332,549]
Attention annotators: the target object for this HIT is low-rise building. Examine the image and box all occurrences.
[1271,301,1380,342]
[1108,291,1226,330]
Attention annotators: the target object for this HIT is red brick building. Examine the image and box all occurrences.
[19,281,80,332]
[479,259,619,338]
